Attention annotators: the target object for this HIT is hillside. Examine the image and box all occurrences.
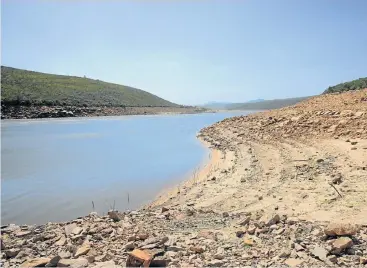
[227,96,311,110]
[1,66,178,107]
[324,77,367,94]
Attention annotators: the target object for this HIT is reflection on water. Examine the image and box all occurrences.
[1,112,253,225]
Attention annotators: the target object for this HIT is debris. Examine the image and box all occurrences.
[126,249,153,267]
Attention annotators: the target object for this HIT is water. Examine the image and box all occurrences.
[1,111,253,225]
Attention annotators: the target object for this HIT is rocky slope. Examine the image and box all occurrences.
[1,89,367,267]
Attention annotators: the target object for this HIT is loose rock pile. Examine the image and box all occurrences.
[1,207,366,267]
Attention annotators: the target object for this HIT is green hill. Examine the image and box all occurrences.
[1,66,178,107]
[226,96,311,110]
[324,77,367,94]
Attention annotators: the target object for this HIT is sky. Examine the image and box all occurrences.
[2,1,367,105]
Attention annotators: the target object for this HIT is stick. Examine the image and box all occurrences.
[329,183,342,198]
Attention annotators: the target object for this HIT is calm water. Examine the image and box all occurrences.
[1,112,252,225]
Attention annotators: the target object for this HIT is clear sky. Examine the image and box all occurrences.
[2,1,366,105]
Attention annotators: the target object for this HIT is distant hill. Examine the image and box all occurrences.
[1,66,179,107]
[226,96,311,110]
[246,98,265,103]
[323,77,367,94]
[201,102,233,109]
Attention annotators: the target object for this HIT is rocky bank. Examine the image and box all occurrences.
[0,105,208,120]
[1,89,367,267]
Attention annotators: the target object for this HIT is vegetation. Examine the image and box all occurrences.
[1,66,179,107]
[226,96,311,110]
[323,77,367,94]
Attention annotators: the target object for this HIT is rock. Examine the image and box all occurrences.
[72,227,83,235]
[222,212,229,218]
[284,258,304,267]
[74,244,90,257]
[94,260,116,268]
[207,260,224,267]
[239,216,251,226]
[294,243,304,251]
[45,255,61,267]
[20,258,51,268]
[316,158,324,163]
[332,174,343,184]
[15,231,31,237]
[166,246,184,252]
[58,251,71,259]
[190,246,205,253]
[125,242,136,250]
[244,238,254,246]
[197,230,216,241]
[287,217,298,225]
[328,255,338,264]
[5,248,21,258]
[136,233,149,240]
[311,246,328,262]
[279,249,291,258]
[161,207,169,213]
[260,214,280,226]
[58,258,88,267]
[64,223,78,236]
[351,147,357,150]
[351,141,358,145]
[55,236,67,246]
[360,257,367,265]
[236,230,245,238]
[324,223,358,236]
[107,210,123,221]
[331,237,353,254]
[247,225,256,235]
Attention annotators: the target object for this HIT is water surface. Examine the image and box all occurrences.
[1,112,253,225]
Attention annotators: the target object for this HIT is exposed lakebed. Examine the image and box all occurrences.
[1,111,253,225]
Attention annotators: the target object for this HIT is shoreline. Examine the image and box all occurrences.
[0,105,210,120]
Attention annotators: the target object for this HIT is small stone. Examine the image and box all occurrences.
[222,212,229,218]
[74,244,90,258]
[360,257,367,265]
[279,249,291,258]
[5,248,21,258]
[45,255,61,267]
[351,147,357,150]
[284,258,304,267]
[311,246,328,262]
[190,246,204,254]
[324,223,358,236]
[72,227,83,235]
[331,237,353,254]
[260,214,280,226]
[58,258,88,267]
[258,196,263,200]
[247,225,256,235]
[136,233,149,240]
[244,238,254,246]
[94,260,115,268]
[55,236,66,246]
[20,258,51,268]
[125,242,136,250]
[15,231,31,237]
[287,217,298,225]
[236,230,245,238]
[239,216,251,226]
[161,207,169,213]
[316,158,324,163]
[107,210,123,221]
[351,141,358,145]
[64,223,77,236]
[58,251,71,259]
[294,243,304,251]
[328,255,338,264]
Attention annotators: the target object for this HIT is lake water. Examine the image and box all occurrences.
[1,111,253,225]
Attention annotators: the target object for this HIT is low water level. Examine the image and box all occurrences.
[1,112,253,225]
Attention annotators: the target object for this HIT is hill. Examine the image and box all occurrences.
[1,66,178,107]
[324,77,367,94]
[226,96,311,110]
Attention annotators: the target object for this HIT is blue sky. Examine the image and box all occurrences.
[2,1,366,105]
